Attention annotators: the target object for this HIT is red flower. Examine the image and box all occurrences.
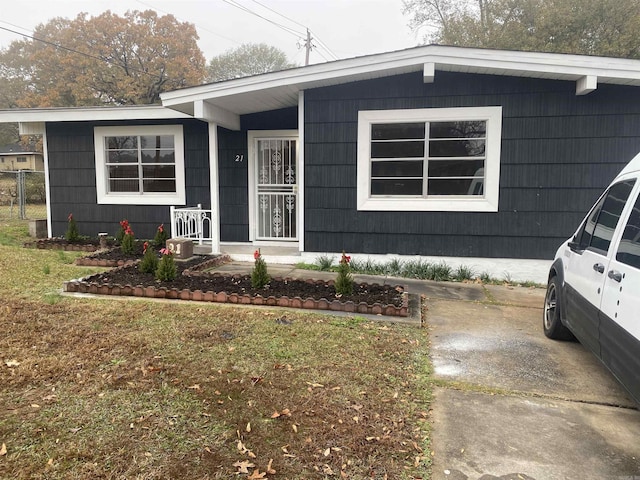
[341,252,351,264]
[160,247,172,256]
[254,249,260,260]
[125,226,134,236]
[68,213,73,222]
[158,224,164,233]
[143,241,149,253]
[120,219,129,228]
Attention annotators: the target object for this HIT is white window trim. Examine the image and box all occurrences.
[357,106,502,212]
[94,125,186,205]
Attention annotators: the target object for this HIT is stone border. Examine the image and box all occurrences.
[25,239,102,252]
[63,263,409,317]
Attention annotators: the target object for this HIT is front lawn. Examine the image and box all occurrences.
[0,220,432,479]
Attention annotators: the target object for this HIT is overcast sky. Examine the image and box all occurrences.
[0,0,424,66]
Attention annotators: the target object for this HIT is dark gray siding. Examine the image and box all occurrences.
[303,72,640,259]
[218,107,298,242]
[47,119,209,239]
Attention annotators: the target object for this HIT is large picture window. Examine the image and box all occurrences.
[94,125,185,205]
[357,107,502,211]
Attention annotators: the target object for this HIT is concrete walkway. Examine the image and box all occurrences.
[213,262,640,478]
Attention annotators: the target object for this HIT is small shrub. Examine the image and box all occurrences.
[251,249,270,289]
[153,223,169,249]
[42,264,50,275]
[116,219,129,245]
[156,248,177,281]
[480,271,492,283]
[65,213,80,242]
[335,251,354,296]
[315,255,335,271]
[139,242,159,274]
[121,225,135,255]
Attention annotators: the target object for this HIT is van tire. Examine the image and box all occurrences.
[543,276,575,340]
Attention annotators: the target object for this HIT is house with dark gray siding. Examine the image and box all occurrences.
[3,45,640,282]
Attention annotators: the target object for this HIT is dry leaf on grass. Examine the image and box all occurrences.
[247,469,266,479]
[233,460,254,474]
[0,443,7,456]
[266,459,276,474]
[4,360,20,367]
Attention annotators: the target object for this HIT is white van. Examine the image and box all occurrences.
[543,152,640,404]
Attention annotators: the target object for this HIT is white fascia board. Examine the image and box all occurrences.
[194,100,240,131]
[0,105,192,124]
[161,45,640,108]
[18,122,45,135]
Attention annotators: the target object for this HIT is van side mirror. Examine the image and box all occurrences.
[568,240,582,253]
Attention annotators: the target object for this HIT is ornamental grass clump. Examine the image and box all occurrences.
[156,247,177,281]
[121,224,136,255]
[251,249,270,288]
[65,213,80,242]
[335,251,354,296]
[153,223,168,249]
[139,242,159,274]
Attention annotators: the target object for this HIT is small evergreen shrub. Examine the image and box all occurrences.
[139,242,159,274]
[116,219,129,244]
[121,225,136,255]
[251,249,270,288]
[156,248,177,281]
[153,223,169,249]
[335,251,354,296]
[65,213,80,242]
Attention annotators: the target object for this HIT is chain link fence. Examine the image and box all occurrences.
[0,170,47,220]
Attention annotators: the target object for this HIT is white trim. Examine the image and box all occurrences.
[42,126,52,238]
[297,90,305,253]
[247,129,299,242]
[0,105,192,123]
[208,122,221,254]
[576,75,598,95]
[423,62,435,83]
[160,45,640,116]
[195,100,240,131]
[357,106,502,212]
[93,125,186,206]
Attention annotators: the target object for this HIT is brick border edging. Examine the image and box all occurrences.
[62,264,409,317]
[25,239,101,252]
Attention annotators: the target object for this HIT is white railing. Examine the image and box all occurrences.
[170,204,213,246]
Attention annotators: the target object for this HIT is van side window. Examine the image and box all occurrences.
[616,191,640,269]
[579,180,635,254]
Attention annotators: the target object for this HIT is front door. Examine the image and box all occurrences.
[253,135,298,241]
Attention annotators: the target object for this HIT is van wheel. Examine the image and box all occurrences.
[543,277,575,340]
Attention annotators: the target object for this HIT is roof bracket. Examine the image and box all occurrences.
[423,62,435,83]
[576,75,597,95]
[194,100,240,131]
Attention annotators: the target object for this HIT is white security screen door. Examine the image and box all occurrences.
[255,138,298,240]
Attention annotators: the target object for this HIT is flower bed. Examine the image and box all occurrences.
[63,259,409,317]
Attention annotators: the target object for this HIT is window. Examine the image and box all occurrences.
[94,125,185,205]
[357,107,502,211]
[16,156,27,163]
[616,190,640,269]
[577,180,635,254]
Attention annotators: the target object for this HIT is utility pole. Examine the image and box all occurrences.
[304,28,313,66]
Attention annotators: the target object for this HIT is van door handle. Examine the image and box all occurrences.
[593,263,605,273]
[608,270,623,282]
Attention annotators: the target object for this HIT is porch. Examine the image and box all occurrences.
[171,204,302,262]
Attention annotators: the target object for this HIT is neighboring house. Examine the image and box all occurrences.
[2,45,640,282]
[0,143,44,171]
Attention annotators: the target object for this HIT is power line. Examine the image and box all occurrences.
[220,0,306,38]
[134,0,242,47]
[248,0,307,30]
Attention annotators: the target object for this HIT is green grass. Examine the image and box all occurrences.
[0,219,433,480]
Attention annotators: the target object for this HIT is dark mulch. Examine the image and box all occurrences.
[87,259,405,307]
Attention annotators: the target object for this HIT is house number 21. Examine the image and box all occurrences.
[235,154,244,162]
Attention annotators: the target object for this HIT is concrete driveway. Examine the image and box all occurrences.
[425,283,640,480]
